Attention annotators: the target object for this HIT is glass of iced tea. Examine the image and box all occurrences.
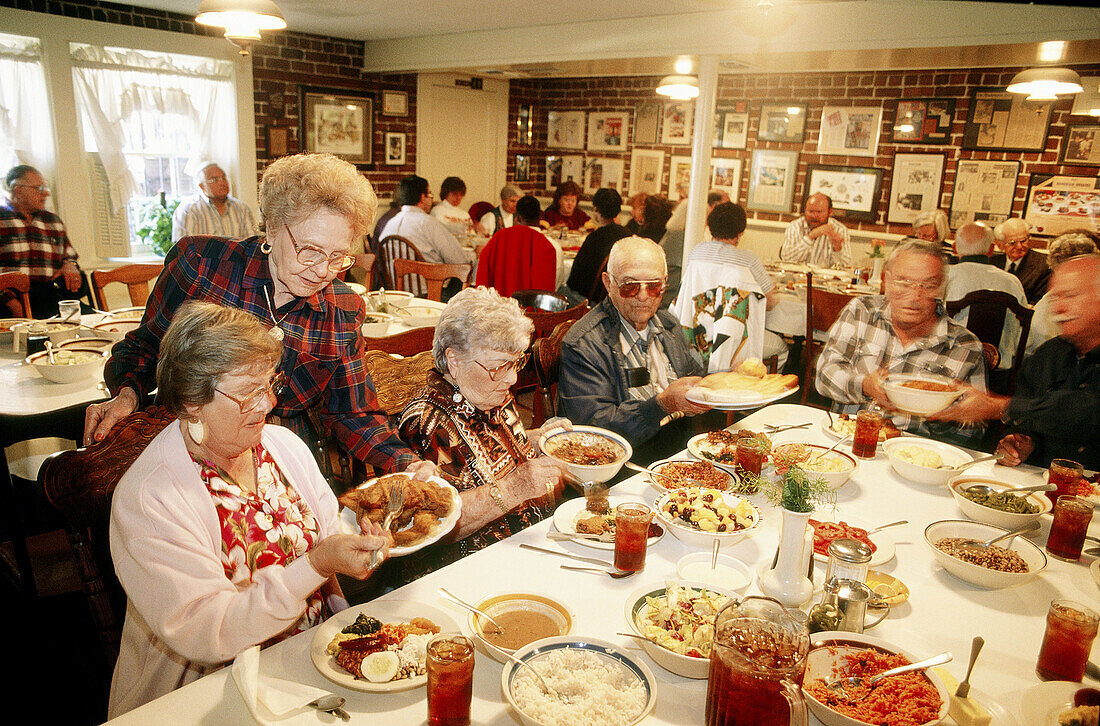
[614,502,652,572]
[735,437,766,478]
[1036,600,1099,682]
[426,634,475,726]
[1046,495,1094,561]
[706,596,809,726]
[1046,459,1084,506]
[851,408,883,459]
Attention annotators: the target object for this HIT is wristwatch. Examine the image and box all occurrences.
[489,484,509,515]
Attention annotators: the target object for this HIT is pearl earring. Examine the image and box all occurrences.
[187,418,206,445]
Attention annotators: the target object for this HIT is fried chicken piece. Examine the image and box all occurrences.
[575,514,611,535]
[393,511,439,546]
[417,481,452,515]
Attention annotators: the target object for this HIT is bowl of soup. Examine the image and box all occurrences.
[469,592,573,661]
[539,425,631,484]
[882,373,963,416]
[26,346,107,383]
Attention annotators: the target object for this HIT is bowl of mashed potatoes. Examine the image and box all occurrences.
[771,442,858,490]
[26,346,107,383]
[882,438,973,486]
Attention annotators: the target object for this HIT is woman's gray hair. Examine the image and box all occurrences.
[156,302,282,415]
[432,287,533,374]
[259,153,377,238]
[1047,232,1098,270]
[912,209,949,243]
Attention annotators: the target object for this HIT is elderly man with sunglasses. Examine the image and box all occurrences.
[558,236,712,464]
[814,238,987,446]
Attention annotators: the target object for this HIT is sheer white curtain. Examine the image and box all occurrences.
[70,44,235,213]
[0,33,55,177]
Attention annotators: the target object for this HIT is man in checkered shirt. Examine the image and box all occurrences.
[1,165,86,318]
[815,238,987,445]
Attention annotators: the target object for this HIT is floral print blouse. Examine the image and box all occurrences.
[192,442,327,643]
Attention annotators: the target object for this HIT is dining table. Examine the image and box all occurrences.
[102,402,1099,725]
[764,263,877,339]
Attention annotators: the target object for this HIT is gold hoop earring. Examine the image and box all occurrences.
[260,239,272,254]
[186,418,206,445]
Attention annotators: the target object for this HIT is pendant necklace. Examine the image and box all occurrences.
[263,285,289,341]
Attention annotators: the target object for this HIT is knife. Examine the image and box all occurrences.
[546,531,610,543]
[519,542,613,567]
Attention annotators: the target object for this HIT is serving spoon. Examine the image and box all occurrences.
[806,434,851,466]
[956,520,1041,556]
[438,587,505,634]
[826,652,953,699]
[482,639,571,704]
[621,461,702,489]
[935,453,1002,471]
[307,694,350,721]
[961,481,1055,497]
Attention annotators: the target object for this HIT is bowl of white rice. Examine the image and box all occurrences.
[502,636,657,726]
[882,438,973,487]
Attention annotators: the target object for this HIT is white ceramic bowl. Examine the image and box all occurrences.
[400,305,441,328]
[804,631,950,726]
[365,289,414,310]
[468,592,573,662]
[26,347,107,383]
[948,475,1053,530]
[345,281,367,295]
[675,553,754,594]
[653,488,762,549]
[882,373,963,416]
[91,318,140,341]
[501,636,657,726]
[924,519,1047,589]
[647,458,736,493]
[360,312,394,336]
[771,442,858,490]
[539,425,632,484]
[58,337,114,352]
[12,320,81,345]
[624,581,738,678]
[882,437,972,486]
[0,317,32,345]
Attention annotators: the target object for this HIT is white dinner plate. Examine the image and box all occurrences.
[811,525,896,567]
[940,685,1020,725]
[309,600,459,693]
[551,495,664,551]
[1018,681,1088,726]
[685,385,799,411]
[685,433,740,474]
[339,475,462,557]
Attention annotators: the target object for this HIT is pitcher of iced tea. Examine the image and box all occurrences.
[705,596,810,726]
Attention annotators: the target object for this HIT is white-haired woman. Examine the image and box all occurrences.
[397,287,569,574]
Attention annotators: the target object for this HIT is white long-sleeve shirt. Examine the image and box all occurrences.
[779,216,852,269]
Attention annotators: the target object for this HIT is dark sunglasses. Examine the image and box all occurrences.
[609,275,666,299]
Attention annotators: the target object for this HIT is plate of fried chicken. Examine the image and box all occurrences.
[338,473,462,556]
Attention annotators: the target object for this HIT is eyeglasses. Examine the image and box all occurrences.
[204,174,228,184]
[473,352,529,381]
[285,225,355,273]
[215,372,286,413]
[14,184,49,193]
[886,277,942,294]
[609,275,666,299]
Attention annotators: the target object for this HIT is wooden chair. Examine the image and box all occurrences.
[340,252,376,290]
[468,201,495,227]
[378,235,424,293]
[526,300,588,341]
[363,325,436,357]
[363,350,435,416]
[801,271,858,405]
[946,290,1034,395]
[530,319,578,426]
[39,406,176,665]
[0,270,32,317]
[392,259,472,302]
[90,263,162,310]
[511,289,568,313]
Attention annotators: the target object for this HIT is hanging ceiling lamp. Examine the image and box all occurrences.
[656,75,699,100]
[196,0,287,55]
[1006,66,1083,101]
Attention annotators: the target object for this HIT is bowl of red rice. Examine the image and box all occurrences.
[803,632,950,726]
[923,519,1047,589]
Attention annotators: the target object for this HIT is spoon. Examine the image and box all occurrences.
[519,542,614,567]
[807,434,851,466]
[44,339,57,364]
[622,461,701,488]
[867,519,908,535]
[710,538,720,569]
[560,565,636,579]
[957,520,1041,555]
[962,481,1056,497]
[307,694,350,721]
[437,587,505,634]
[937,453,1002,471]
[827,652,953,697]
[482,639,571,704]
[617,631,661,646]
[956,636,984,698]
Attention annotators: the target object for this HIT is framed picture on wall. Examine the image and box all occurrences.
[1023,174,1100,237]
[384,132,406,165]
[661,102,694,145]
[516,104,533,145]
[961,88,1053,152]
[381,90,408,116]
[891,98,955,144]
[887,153,946,225]
[300,86,372,164]
[587,111,629,151]
[817,106,883,157]
[1060,123,1100,166]
[757,104,806,143]
[633,102,660,145]
[546,111,586,149]
[547,155,584,189]
[720,112,749,149]
[584,157,625,194]
[668,155,693,200]
[746,148,799,213]
[949,159,1020,229]
[514,154,530,182]
[628,148,664,196]
[804,164,884,222]
[710,157,743,202]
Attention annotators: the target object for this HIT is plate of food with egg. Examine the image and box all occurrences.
[551,495,664,550]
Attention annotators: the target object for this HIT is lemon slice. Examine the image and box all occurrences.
[361,651,400,683]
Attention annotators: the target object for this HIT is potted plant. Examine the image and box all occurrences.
[134,192,180,257]
[867,238,887,285]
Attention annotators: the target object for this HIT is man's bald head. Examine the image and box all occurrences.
[954,222,994,257]
[607,235,667,279]
[604,236,669,331]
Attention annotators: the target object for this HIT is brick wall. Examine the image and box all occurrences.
[508,67,1100,237]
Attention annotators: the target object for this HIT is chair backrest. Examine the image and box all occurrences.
[511,289,568,313]
[363,349,435,416]
[392,259,471,302]
[91,263,163,310]
[0,270,32,317]
[531,319,578,424]
[363,325,436,357]
[39,406,176,663]
[340,252,376,290]
[526,300,589,341]
[802,271,859,404]
[980,342,1000,371]
[945,289,1034,393]
[468,201,495,225]
[378,235,425,293]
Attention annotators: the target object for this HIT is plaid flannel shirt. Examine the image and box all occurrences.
[0,200,79,281]
[104,234,417,472]
[815,295,987,443]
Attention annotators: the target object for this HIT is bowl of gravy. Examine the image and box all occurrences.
[469,592,573,662]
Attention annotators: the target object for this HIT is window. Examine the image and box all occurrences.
[0,32,54,179]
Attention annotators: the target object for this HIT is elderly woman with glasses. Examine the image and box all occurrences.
[108,303,391,717]
[85,153,434,480]
[396,287,569,576]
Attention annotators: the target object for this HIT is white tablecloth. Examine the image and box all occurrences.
[104,403,1099,725]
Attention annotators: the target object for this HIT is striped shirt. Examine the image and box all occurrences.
[779,217,852,269]
[618,313,675,400]
[171,194,258,243]
[0,201,78,281]
[104,234,417,473]
[815,295,987,442]
[685,240,775,294]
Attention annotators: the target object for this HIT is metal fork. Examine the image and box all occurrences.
[369,479,404,568]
